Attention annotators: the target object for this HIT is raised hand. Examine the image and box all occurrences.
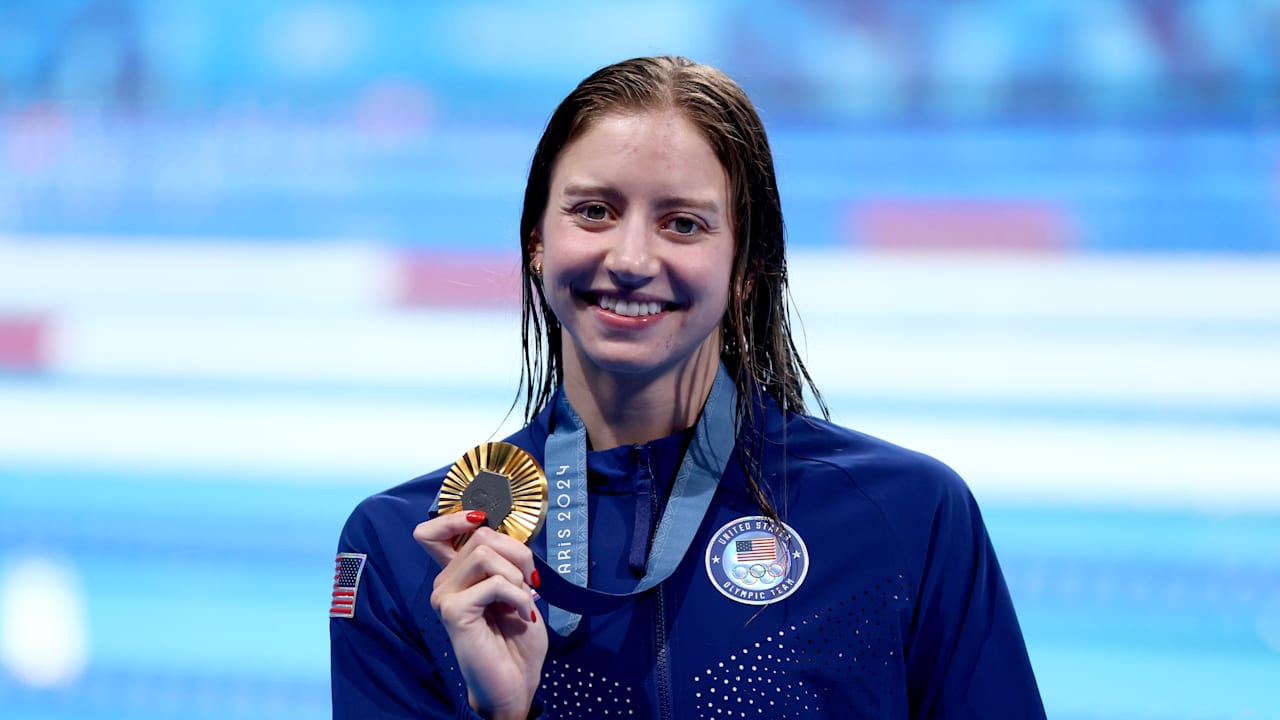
[414,511,547,720]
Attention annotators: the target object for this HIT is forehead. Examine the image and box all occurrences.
[551,110,727,200]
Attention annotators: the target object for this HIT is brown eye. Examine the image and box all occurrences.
[581,204,608,221]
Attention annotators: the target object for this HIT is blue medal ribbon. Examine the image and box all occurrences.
[538,364,739,635]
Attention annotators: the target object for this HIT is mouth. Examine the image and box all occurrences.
[584,292,680,318]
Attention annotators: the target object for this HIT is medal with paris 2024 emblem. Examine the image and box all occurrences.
[705,516,809,605]
[437,442,548,548]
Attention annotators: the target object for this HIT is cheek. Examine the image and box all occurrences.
[541,225,595,271]
[712,247,737,302]
[687,252,735,315]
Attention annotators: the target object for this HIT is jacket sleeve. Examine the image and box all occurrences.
[904,470,1046,720]
[329,498,468,719]
[329,497,547,719]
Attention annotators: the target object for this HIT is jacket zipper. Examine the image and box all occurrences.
[654,580,672,720]
[649,446,673,720]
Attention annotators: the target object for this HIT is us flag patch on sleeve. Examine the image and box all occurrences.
[330,552,367,618]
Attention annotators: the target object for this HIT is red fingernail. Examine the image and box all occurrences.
[530,569,540,589]
[465,510,486,524]
[530,609,537,623]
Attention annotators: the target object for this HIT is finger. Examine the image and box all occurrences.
[413,510,488,566]
[450,527,539,590]
[434,540,530,600]
[434,574,540,628]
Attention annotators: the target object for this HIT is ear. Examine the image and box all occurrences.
[528,228,544,272]
[738,261,760,300]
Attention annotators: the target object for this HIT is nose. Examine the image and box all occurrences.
[603,217,659,287]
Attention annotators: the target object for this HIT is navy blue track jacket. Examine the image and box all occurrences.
[330,394,1045,719]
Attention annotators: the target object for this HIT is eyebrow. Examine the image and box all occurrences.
[561,184,625,207]
[653,195,722,216]
[561,183,723,218]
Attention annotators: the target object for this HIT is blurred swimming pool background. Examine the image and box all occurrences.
[2,2,1279,718]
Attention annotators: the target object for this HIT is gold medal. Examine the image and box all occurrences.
[438,442,548,545]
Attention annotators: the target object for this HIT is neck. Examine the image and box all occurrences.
[562,342,720,451]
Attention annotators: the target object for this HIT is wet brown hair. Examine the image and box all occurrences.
[516,56,827,520]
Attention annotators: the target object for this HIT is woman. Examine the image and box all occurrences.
[331,56,1045,719]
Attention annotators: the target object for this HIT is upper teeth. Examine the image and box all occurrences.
[599,295,663,317]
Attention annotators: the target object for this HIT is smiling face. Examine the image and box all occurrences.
[530,109,733,392]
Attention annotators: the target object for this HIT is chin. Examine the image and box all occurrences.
[581,353,669,378]
[579,344,719,384]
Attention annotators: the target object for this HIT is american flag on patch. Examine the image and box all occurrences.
[735,537,777,563]
[330,552,367,618]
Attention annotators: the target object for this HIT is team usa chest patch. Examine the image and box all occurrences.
[330,552,367,618]
[705,516,809,605]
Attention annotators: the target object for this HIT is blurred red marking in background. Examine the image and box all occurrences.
[395,251,522,307]
[0,315,48,371]
[5,103,69,171]
[850,200,1077,253]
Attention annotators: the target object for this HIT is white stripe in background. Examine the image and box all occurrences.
[0,239,396,312]
[0,384,1277,509]
[4,241,1279,319]
[27,302,1280,404]
[50,309,524,385]
[0,383,524,482]
[788,252,1280,322]
[39,307,1279,405]
[838,415,1280,510]
[807,328,1280,406]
